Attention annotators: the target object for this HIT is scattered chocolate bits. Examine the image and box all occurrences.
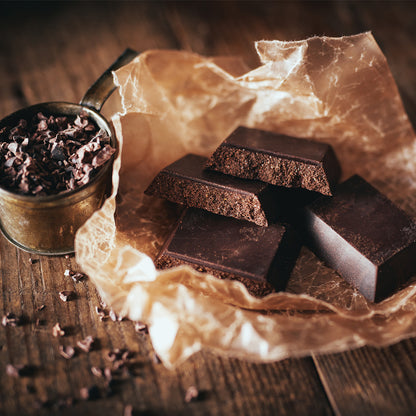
[77,335,95,353]
[0,111,115,195]
[59,345,76,359]
[35,304,46,312]
[6,364,21,377]
[105,348,127,363]
[90,366,103,377]
[2,312,22,327]
[95,305,108,321]
[104,367,113,381]
[80,385,101,401]
[6,363,37,377]
[52,322,65,337]
[59,290,75,302]
[64,269,87,282]
[184,385,200,403]
[134,322,148,333]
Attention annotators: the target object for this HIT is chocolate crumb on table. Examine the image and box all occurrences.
[64,269,87,282]
[6,363,37,377]
[59,345,76,359]
[59,290,75,302]
[184,385,200,403]
[52,323,65,337]
[2,312,22,327]
[77,335,95,353]
[206,126,341,196]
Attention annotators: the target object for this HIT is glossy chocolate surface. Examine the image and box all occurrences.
[301,175,416,301]
[155,208,300,296]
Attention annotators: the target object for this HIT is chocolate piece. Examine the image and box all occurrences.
[206,126,341,195]
[6,364,36,377]
[301,175,416,302]
[91,366,104,377]
[2,312,22,327]
[59,290,75,302]
[155,208,300,297]
[145,153,282,226]
[184,386,200,403]
[52,323,65,337]
[59,345,76,359]
[64,269,87,282]
[77,335,95,353]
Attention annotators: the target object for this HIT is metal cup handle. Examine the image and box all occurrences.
[80,48,139,112]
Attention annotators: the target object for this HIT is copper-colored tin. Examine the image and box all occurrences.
[0,49,138,255]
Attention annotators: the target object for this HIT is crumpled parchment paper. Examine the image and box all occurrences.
[75,32,416,368]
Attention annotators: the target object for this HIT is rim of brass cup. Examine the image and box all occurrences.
[0,49,138,255]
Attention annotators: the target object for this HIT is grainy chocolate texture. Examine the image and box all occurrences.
[301,175,416,302]
[155,208,300,297]
[145,153,282,226]
[206,126,341,196]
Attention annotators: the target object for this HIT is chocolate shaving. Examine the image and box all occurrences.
[2,312,22,327]
[95,306,108,321]
[77,335,95,352]
[134,322,148,333]
[90,366,103,377]
[184,386,200,403]
[59,345,75,359]
[0,111,115,195]
[6,364,21,377]
[59,290,75,302]
[103,367,113,380]
[64,269,87,282]
[52,322,65,337]
[6,364,37,377]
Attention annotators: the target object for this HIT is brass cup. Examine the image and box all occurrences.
[0,49,138,255]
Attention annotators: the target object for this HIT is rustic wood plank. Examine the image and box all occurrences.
[313,338,416,416]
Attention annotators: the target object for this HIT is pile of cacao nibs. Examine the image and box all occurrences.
[0,111,115,196]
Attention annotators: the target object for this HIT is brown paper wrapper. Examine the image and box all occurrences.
[75,32,416,368]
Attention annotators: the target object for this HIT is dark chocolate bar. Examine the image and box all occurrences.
[206,126,341,195]
[155,208,300,297]
[301,175,416,302]
[145,153,281,226]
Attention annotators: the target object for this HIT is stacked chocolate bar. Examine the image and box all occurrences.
[145,126,416,302]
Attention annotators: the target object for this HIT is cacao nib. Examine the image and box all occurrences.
[0,111,115,195]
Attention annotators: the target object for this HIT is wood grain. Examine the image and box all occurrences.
[0,1,415,415]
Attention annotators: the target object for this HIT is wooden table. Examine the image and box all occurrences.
[1,1,416,415]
